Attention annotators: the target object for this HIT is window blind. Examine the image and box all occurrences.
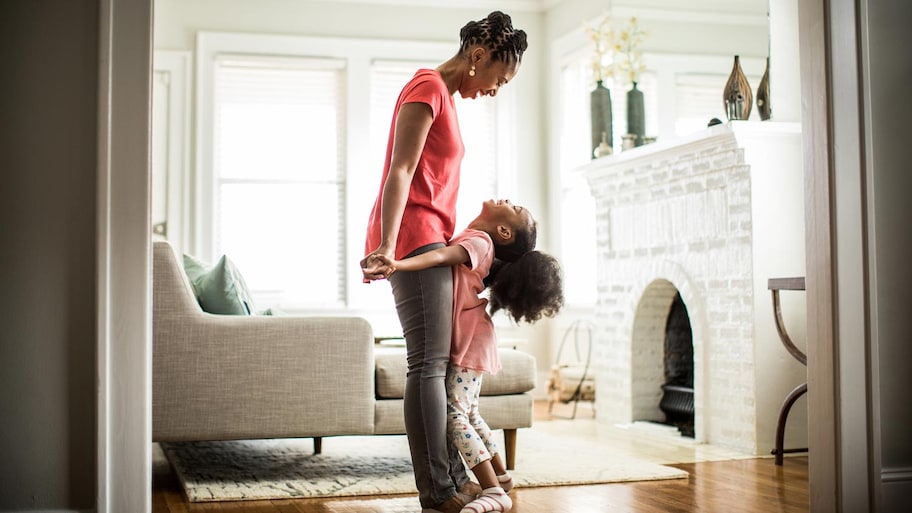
[212,54,347,308]
[674,73,729,136]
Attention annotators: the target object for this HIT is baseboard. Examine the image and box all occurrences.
[882,467,912,508]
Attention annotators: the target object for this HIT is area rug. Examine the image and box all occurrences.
[160,428,688,502]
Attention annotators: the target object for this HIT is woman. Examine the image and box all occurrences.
[361,11,528,513]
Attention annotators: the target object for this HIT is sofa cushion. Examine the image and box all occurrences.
[375,346,536,399]
[182,253,257,315]
[374,394,534,435]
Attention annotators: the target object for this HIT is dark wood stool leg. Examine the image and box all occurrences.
[503,428,517,470]
[772,382,808,465]
[313,436,322,455]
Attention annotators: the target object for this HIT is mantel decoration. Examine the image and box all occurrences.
[616,17,648,147]
[586,14,615,159]
[723,55,753,121]
[756,57,771,120]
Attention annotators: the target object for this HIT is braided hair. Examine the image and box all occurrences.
[483,220,564,324]
[459,11,529,66]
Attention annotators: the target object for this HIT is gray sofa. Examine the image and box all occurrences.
[152,240,536,468]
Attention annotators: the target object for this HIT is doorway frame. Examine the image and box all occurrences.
[96,0,153,511]
[797,0,839,509]
[98,1,860,512]
[799,0,879,511]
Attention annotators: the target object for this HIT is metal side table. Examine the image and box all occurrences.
[768,277,808,465]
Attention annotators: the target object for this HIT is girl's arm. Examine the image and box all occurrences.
[379,244,469,277]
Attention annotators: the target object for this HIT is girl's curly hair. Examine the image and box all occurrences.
[484,251,564,324]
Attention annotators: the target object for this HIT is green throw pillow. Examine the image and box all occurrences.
[182,253,256,315]
[182,253,210,297]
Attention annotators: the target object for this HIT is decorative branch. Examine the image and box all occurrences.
[615,16,648,85]
[584,13,615,84]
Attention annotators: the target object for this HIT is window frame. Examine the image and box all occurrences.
[152,50,193,258]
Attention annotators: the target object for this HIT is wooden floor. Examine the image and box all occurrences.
[152,402,809,513]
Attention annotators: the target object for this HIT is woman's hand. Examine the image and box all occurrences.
[361,246,395,282]
[361,254,397,281]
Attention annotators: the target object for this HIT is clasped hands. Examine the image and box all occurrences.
[360,253,397,282]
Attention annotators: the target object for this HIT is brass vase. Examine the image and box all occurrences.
[723,55,752,121]
[756,57,771,121]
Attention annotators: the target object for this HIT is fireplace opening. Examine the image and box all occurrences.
[659,292,695,437]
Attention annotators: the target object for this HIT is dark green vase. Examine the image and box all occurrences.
[626,81,645,147]
[590,80,613,159]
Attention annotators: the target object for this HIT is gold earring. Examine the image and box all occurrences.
[469,65,476,77]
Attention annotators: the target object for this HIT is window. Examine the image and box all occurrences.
[556,59,606,307]
[197,33,508,313]
[213,55,346,308]
[674,73,730,136]
[151,50,192,257]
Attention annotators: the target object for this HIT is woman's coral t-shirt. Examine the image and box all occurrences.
[364,69,465,260]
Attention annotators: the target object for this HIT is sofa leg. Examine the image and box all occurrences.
[313,436,322,455]
[503,429,516,470]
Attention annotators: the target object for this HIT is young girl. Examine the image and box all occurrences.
[367,199,564,513]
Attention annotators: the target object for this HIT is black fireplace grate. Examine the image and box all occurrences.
[659,384,695,438]
[660,293,695,437]
[660,384,694,415]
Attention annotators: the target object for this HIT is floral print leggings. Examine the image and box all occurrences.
[446,364,499,469]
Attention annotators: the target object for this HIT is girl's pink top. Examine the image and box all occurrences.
[364,69,465,260]
[449,229,500,375]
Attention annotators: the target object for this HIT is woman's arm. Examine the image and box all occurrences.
[379,102,434,249]
[361,102,434,280]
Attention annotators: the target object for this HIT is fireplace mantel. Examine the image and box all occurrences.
[584,121,801,181]
[582,121,807,455]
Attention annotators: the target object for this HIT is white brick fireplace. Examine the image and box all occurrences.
[584,122,808,454]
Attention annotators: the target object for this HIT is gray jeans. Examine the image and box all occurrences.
[389,243,469,507]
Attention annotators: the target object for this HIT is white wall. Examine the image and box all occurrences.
[742,123,808,452]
